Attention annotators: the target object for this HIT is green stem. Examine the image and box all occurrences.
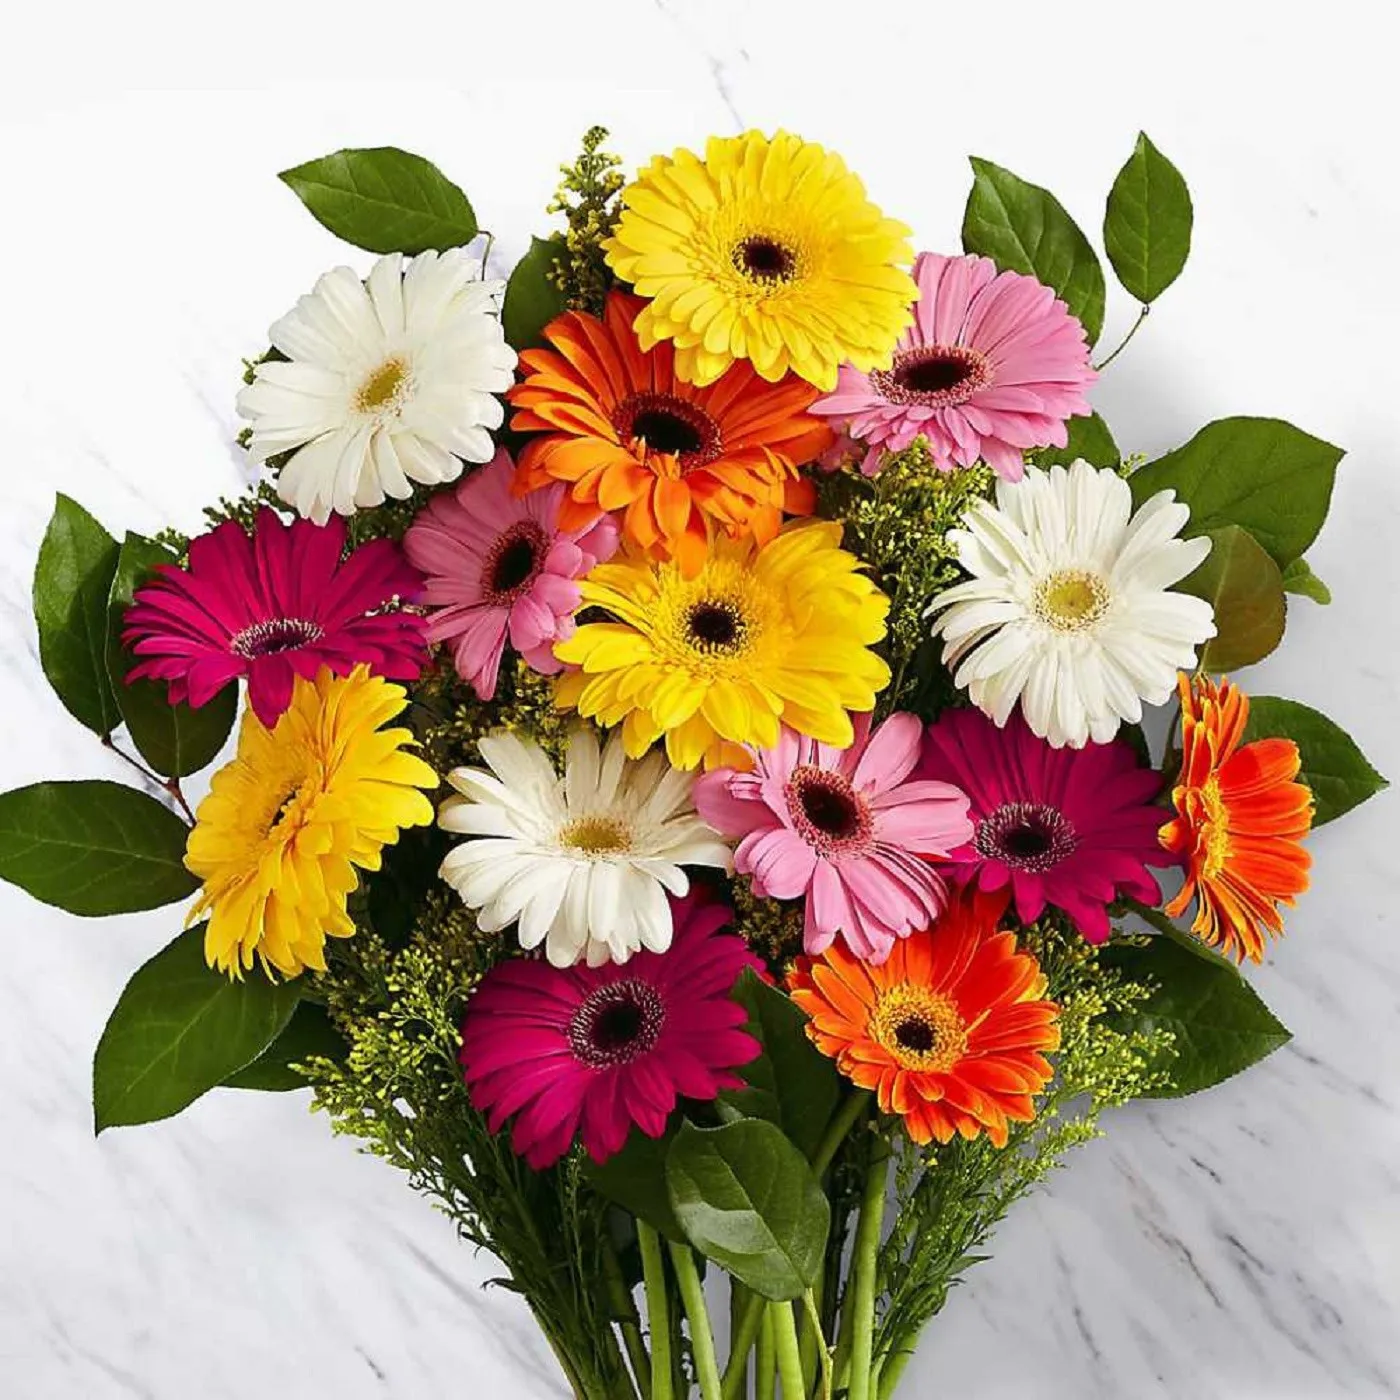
[812,1089,872,1178]
[770,1302,806,1399]
[636,1222,674,1400]
[1093,303,1149,371]
[802,1289,834,1400]
[728,1283,749,1400]
[669,1242,724,1400]
[602,1235,652,1400]
[845,1140,891,1400]
[876,1346,913,1400]
[756,1306,777,1400]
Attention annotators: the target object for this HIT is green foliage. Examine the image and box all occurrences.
[1244,695,1388,825]
[1281,557,1332,605]
[666,1120,830,1301]
[0,780,197,915]
[279,147,478,255]
[1178,524,1286,671]
[503,235,570,351]
[962,157,1106,344]
[107,533,236,776]
[1027,411,1120,469]
[223,1001,346,1091]
[34,494,121,735]
[93,925,302,1130]
[584,1127,683,1241]
[1129,417,1343,569]
[1104,133,1193,304]
[1098,934,1291,1097]
[546,125,625,314]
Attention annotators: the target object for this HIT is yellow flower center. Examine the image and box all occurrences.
[354,356,411,414]
[649,555,777,676]
[560,815,633,855]
[1034,569,1110,632]
[871,985,968,1072]
[1199,774,1232,879]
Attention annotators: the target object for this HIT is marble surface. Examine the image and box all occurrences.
[3,6,1399,1396]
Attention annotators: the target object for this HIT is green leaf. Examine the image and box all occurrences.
[94,925,302,1130]
[585,1127,685,1242]
[1178,525,1286,671]
[1026,411,1120,470]
[665,1120,830,1300]
[1101,934,1291,1096]
[106,533,236,777]
[1243,695,1388,826]
[33,494,121,735]
[0,781,197,915]
[718,970,841,1160]
[502,235,569,352]
[279,147,478,255]
[962,157,1106,344]
[1281,557,1331,605]
[1103,133,1193,304]
[1129,417,1343,569]
[222,1001,345,1091]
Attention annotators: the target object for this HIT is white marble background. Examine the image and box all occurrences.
[2,4,1398,1396]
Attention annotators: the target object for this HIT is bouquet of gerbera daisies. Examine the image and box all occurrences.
[3,126,1387,1399]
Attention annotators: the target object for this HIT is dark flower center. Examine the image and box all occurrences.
[568,979,666,1069]
[686,600,746,652]
[229,616,325,659]
[870,344,991,410]
[633,409,704,457]
[731,235,798,284]
[786,767,872,851]
[613,392,722,470]
[975,801,1078,874]
[484,521,547,600]
[893,1018,936,1054]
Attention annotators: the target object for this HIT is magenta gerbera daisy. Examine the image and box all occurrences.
[810,252,1097,481]
[694,713,973,964]
[918,707,1173,942]
[123,509,427,727]
[402,448,618,700]
[459,891,761,1168]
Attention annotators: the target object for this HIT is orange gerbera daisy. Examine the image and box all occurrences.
[1160,674,1313,963]
[788,889,1059,1148]
[508,291,831,575]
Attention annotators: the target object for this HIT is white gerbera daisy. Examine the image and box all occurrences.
[438,726,733,967]
[926,459,1216,748]
[236,250,517,523]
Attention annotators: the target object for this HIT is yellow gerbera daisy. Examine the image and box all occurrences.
[604,130,916,392]
[553,521,891,770]
[186,665,437,978]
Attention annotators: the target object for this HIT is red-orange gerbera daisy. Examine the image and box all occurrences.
[508,291,831,575]
[1159,674,1313,963]
[788,889,1059,1147]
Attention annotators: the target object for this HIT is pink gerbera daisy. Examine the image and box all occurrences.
[460,891,761,1168]
[402,448,618,700]
[694,713,973,964]
[123,509,426,727]
[810,252,1096,481]
[918,707,1173,942]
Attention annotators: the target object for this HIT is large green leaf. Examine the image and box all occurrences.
[1243,695,1388,826]
[279,147,478,255]
[1281,557,1331,605]
[585,1126,685,1242]
[666,1120,829,1301]
[1178,525,1286,671]
[223,1001,345,1091]
[94,925,302,1130]
[1101,934,1291,1096]
[0,781,197,915]
[33,494,121,735]
[718,970,841,1160]
[1027,411,1120,470]
[1129,417,1343,568]
[962,157,1106,344]
[107,533,236,777]
[1103,133,1193,304]
[502,235,569,352]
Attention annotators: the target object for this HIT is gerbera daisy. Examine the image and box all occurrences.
[920,707,1173,943]
[1160,674,1313,962]
[460,891,761,1168]
[789,888,1059,1147]
[604,130,916,391]
[508,291,831,575]
[236,250,517,523]
[694,713,972,963]
[438,726,732,967]
[554,521,891,771]
[186,666,437,978]
[926,459,1216,748]
[124,509,427,727]
[402,448,618,700]
[811,252,1097,480]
